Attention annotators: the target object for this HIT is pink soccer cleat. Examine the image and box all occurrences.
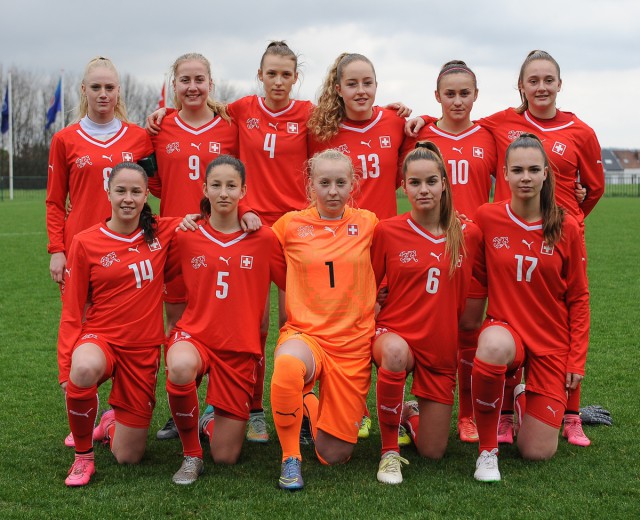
[497,414,514,444]
[64,432,75,448]
[65,455,95,487]
[92,409,115,443]
[563,415,591,447]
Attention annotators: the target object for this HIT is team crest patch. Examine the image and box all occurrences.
[379,136,391,148]
[246,118,260,130]
[287,122,299,134]
[552,141,566,156]
[297,225,314,238]
[473,147,484,158]
[191,255,207,269]
[100,252,120,267]
[336,144,350,155]
[240,256,254,269]
[541,242,554,255]
[75,155,92,169]
[399,250,418,263]
[148,238,162,251]
[507,130,524,141]
[122,152,134,162]
[347,224,359,236]
[493,237,510,249]
[209,142,221,154]
[81,333,99,340]
[166,142,180,154]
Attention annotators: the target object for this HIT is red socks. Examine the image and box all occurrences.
[166,379,202,458]
[457,329,479,419]
[376,367,406,454]
[66,381,98,454]
[472,357,506,453]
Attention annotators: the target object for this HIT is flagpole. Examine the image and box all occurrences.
[8,72,13,201]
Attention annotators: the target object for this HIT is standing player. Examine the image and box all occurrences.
[371,142,482,484]
[307,52,408,439]
[163,156,286,484]
[471,134,589,482]
[474,50,603,447]
[270,149,378,491]
[46,56,153,448]
[400,60,496,443]
[58,162,177,486]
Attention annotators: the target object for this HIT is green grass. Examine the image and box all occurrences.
[0,198,639,519]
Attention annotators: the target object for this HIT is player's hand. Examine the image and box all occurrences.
[405,116,426,137]
[385,102,412,118]
[50,252,67,283]
[574,182,587,203]
[177,214,201,232]
[145,107,167,136]
[241,211,262,232]
[565,372,583,391]
[579,405,613,426]
[66,201,73,216]
[60,381,68,392]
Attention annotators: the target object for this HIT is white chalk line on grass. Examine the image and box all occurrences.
[0,231,47,236]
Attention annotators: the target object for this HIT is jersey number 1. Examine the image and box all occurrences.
[325,261,335,288]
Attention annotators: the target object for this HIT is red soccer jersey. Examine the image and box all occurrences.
[228,96,313,224]
[478,108,604,225]
[402,121,496,219]
[474,201,590,374]
[46,122,153,254]
[57,217,179,384]
[272,206,378,359]
[150,111,239,216]
[372,214,482,371]
[166,222,286,354]
[309,107,406,219]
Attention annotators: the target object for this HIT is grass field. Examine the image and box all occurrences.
[0,197,639,519]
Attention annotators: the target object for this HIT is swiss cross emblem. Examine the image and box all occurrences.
[473,147,484,158]
[122,152,133,162]
[209,142,221,154]
[287,122,299,134]
[541,242,554,255]
[240,255,254,269]
[552,141,566,156]
[148,238,162,251]
[379,136,391,148]
[347,225,359,236]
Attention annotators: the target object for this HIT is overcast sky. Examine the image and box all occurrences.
[1,0,639,147]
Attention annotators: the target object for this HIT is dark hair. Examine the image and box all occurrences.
[436,60,477,91]
[260,40,298,70]
[402,141,463,276]
[505,133,565,246]
[516,50,561,114]
[199,155,246,216]
[108,162,157,244]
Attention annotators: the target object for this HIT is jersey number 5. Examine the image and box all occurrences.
[216,271,229,299]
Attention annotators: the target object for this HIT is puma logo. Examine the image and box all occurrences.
[522,240,533,250]
[361,140,372,148]
[324,226,337,237]
[452,146,463,154]
[475,398,500,409]
[268,122,278,131]
[191,143,201,150]
[175,406,197,418]
[275,408,300,418]
[219,256,230,265]
[380,403,402,415]
[102,154,113,162]
[430,252,443,262]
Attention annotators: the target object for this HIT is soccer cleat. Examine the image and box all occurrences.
[246,411,269,443]
[398,424,411,447]
[172,456,204,485]
[376,451,409,485]
[65,455,95,487]
[199,408,215,443]
[278,457,304,491]
[474,448,500,482]
[64,432,75,448]
[457,417,479,443]
[157,417,179,440]
[402,400,419,421]
[299,416,314,446]
[563,415,591,447]
[358,415,372,439]
[497,414,515,444]
[92,409,115,443]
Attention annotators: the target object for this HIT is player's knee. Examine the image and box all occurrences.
[316,445,352,466]
[381,341,410,371]
[166,359,198,385]
[211,448,241,465]
[69,362,102,387]
[476,340,510,366]
[416,443,446,460]
[112,446,144,465]
[519,442,557,461]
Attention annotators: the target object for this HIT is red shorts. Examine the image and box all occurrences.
[375,327,456,405]
[167,333,259,421]
[277,329,371,443]
[74,333,160,428]
[163,274,187,304]
[480,320,568,429]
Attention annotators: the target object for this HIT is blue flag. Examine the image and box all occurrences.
[45,78,62,130]
[1,85,8,134]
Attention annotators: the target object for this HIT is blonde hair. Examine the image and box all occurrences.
[75,56,128,123]
[170,53,231,123]
[516,50,561,114]
[306,149,359,207]
[308,53,376,142]
[403,141,464,276]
